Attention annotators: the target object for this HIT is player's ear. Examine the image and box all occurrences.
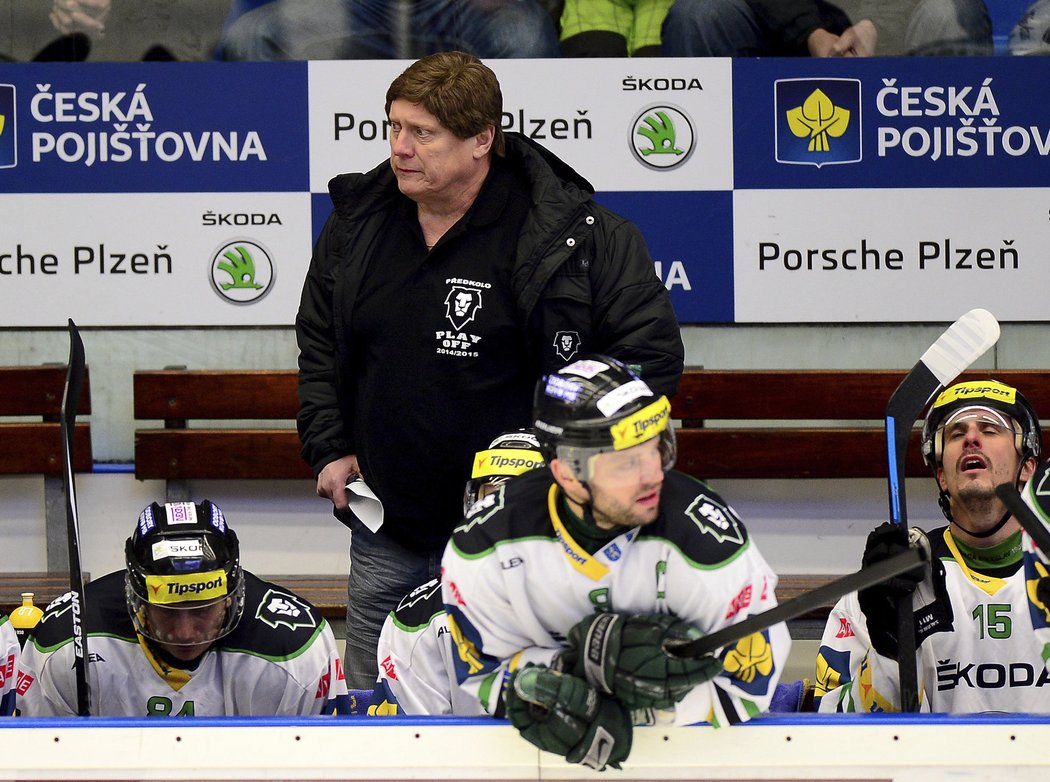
[550,458,588,500]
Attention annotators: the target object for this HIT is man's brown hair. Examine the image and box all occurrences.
[385,51,505,156]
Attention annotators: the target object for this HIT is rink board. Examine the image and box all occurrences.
[0,714,1048,779]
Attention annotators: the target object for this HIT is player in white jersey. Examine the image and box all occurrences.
[0,617,17,716]
[371,429,545,716]
[18,500,348,717]
[816,379,1050,713]
[442,355,790,771]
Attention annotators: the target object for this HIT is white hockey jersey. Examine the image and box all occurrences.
[0,617,17,716]
[441,469,791,727]
[816,525,1050,713]
[370,578,485,716]
[18,571,348,717]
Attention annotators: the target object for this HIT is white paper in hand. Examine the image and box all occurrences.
[345,478,384,533]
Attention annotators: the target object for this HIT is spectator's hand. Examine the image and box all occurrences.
[832,20,877,57]
[316,454,361,512]
[505,665,632,771]
[807,20,877,57]
[50,0,111,40]
[857,522,926,658]
[561,612,722,710]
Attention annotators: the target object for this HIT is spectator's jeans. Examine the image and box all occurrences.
[343,517,443,689]
[223,0,560,60]
[661,0,992,56]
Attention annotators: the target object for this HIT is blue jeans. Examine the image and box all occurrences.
[661,0,992,56]
[223,0,560,60]
[343,517,443,689]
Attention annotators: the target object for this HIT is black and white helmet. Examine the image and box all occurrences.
[462,429,546,513]
[921,379,1041,468]
[125,500,245,645]
[532,354,675,480]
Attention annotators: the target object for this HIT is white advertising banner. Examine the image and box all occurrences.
[733,187,1050,323]
[0,192,312,326]
[307,57,734,193]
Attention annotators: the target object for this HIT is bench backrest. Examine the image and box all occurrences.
[0,365,92,475]
[132,367,1050,484]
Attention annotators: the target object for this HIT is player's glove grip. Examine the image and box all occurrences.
[858,522,927,658]
[564,612,723,710]
[506,665,632,772]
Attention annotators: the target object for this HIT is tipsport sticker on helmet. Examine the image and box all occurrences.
[609,396,670,451]
[471,448,545,479]
[145,570,227,604]
[933,380,1017,409]
[544,374,582,402]
[597,379,653,417]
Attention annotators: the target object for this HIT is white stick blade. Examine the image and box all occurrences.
[919,308,1000,386]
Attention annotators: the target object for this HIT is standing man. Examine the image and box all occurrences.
[19,500,347,716]
[296,52,683,689]
[442,356,789,770]
[816,379,1050,713]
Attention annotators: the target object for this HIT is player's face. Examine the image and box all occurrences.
[387,99,491,206]
[937,412,1031,528]
[586,438,665,529]
[145,598,228,660]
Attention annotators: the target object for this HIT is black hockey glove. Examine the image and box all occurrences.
[857,522,927,658]
[560,612,723,710]
[505,665,632,772]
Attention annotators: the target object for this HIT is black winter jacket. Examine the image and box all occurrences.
[745,0,852,55]
[296,132,684,477]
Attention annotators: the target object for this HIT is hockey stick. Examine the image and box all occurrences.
[885,307,999,712]
[663,547,925,659]
[994,482,1050,557]
[60,319,90,717]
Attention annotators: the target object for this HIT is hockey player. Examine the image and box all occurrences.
[18,500,348,717]
[0,616,17,716]
[442,355,790,770]
[370,429,546,716]
[816,379,1050,713]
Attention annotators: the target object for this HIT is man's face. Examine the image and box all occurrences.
[937,410,1031,526]
[387,99,489,205]
[144,598,229,661]
[584,437,665,529]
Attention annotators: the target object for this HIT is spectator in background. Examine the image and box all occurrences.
[296,51,684,689]
[661,0,877,56]
[221,0,560,60]
[559,0,672,56]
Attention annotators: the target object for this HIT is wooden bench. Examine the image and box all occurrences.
[132,367,1050,632]
[0,364,92,573]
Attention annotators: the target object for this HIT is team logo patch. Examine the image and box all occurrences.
[256,589,316,630]
[721,631,773,689]
[444,285,483,330]
[775,78,862,168]
[630,104,696,170]
[685,493,745,545]
[553,331,581,361]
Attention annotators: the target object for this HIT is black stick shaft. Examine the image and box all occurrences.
[995,483,1050,555]
[60,319,90,717]
[665,548,924,659]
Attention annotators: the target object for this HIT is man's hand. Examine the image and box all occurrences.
[316,454,361,512]
[561,612,723,710]
[505,665,632,772]
[50,0,111,39]
[807,19,877,57]
[857,522,926,658]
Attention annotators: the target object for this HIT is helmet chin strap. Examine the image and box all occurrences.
[942,456,1028,539]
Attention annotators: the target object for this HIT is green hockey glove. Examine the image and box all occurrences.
[505,665,632,772]
[564,612,723,710]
